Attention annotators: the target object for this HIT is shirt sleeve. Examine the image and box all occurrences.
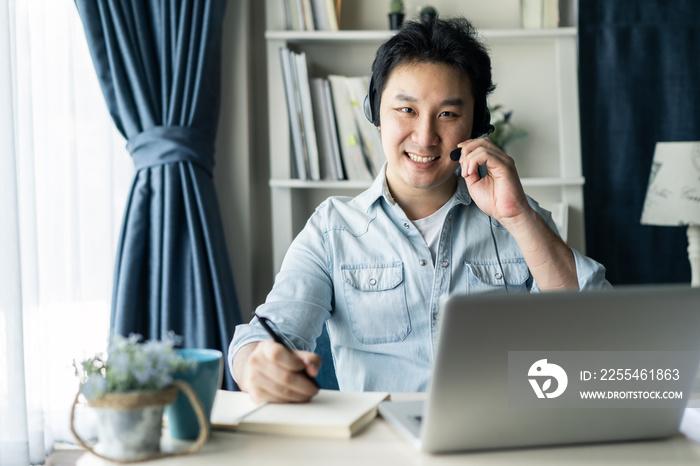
[570,248,613,290]
[527,197,613,293]
[227,204,333,382]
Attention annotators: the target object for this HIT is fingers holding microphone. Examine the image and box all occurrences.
[450,137,529,222]
[452,138,515,179]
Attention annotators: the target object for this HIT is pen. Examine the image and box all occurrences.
[255,313,321,388]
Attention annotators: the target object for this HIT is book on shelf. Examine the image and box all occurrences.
[283,0,293,30]
[301,0,315,30]
[285,0,338,31]
[293,51,321,180]
[280,47,323,180]
[345,76,386,177]
[521,0,559,29]
[328,75,374,181]
[292,0,305,30]
[279,47,308,180]
[310,0,327,30]
[279,61,380,181]
[211,389,390,439]
[521,0,542,29]
[326,0,339,30]
[322,77,345,180]
[310,77,344,180]
[542,0,559,28]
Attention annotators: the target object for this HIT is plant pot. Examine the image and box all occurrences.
[420,12,437,24]
[388,12,404,30]
[91,386,177,460]
[71,380,209,462]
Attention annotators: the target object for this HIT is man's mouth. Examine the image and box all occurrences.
[406,152,439,163]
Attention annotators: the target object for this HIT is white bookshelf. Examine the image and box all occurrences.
[265,27,578,42]
[265,0,584,271]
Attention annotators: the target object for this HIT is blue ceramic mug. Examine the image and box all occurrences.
[166,348,223,440]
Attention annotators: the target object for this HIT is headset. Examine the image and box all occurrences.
[363,73,508,291]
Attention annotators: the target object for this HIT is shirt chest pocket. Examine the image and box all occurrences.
[465,259,531,294]
[341,262,411,344]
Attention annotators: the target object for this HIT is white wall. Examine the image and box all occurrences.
[216,0,272,320]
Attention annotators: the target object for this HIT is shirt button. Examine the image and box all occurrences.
[404,222,410,229]
[369,278,377,286]
[495,272,503,280]
[420,259,427,266]
[442,261,449,268]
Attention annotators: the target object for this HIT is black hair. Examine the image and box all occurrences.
[367,16,495,136]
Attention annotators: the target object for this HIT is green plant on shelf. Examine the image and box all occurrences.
[419,5,438,23]
[488,104,528,152]
[389,0,404,14]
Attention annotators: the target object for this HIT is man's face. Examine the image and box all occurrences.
[378,61,474,199]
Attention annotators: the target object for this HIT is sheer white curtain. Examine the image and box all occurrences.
[0,0,133,463]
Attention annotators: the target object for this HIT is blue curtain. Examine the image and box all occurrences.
[74,0,241,390]
[579,1,700,285]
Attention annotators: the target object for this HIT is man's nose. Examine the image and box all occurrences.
[412,115,439,148]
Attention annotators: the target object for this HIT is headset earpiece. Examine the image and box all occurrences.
[363,93,374,125]
[472,103,494,139]
[364,72,378,126]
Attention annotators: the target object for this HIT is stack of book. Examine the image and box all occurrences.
[284,0,340,31]
[279,47,385,181]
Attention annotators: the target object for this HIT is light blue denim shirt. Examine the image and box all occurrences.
[230,166,611,392]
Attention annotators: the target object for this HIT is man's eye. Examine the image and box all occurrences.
[399,107,415,114]
[440,111,457,117]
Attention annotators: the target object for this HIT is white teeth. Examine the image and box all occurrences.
[407,153,437,163]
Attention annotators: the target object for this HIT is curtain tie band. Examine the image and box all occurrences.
[127,126,215,174]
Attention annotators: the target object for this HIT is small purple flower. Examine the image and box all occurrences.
[81,374,108,399]
[78,332,193,395]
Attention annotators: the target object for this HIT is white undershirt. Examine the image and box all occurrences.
[411,195,455,265]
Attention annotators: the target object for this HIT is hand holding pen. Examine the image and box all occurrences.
[255,313,321,389]
[249,314,320,396]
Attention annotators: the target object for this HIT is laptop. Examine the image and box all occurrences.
[378,285,700,453]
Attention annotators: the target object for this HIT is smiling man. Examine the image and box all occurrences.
[229,17,611,403]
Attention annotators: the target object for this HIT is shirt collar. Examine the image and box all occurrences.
[453,170,473,206]
[357,163,474,212]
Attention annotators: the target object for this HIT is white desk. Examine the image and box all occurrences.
[77,395,700,466]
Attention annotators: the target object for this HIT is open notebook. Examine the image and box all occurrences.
[211,389,389,439]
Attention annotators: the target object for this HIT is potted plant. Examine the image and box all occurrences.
[420,5,438,23]
[388,0,405,30]
[488,104,528,152]
[70,333,207,462]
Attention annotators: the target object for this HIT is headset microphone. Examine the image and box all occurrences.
[449,124,495,162]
